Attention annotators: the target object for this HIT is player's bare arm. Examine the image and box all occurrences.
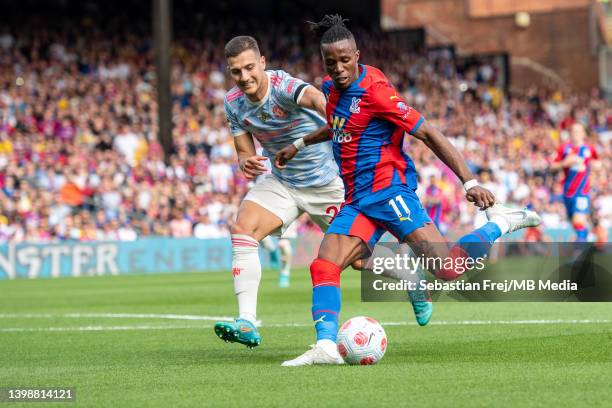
[297,85,327,117]
[234,133,268,179]
[274,125,330,169]
[412,120,495,209]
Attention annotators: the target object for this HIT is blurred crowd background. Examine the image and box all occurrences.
[0,5,610,243]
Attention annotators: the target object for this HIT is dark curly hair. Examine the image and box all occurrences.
[308,14,354,46]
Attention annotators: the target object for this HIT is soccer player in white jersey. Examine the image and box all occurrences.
[214,36,432,348]
[214,35,345,348]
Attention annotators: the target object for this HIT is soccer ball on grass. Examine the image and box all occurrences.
[337,316,387,365]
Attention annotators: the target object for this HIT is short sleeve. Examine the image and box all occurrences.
[274,70,311,109]
[370,81,424,135]
[224,99,247,137]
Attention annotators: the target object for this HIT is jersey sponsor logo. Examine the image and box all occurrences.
[329,115,352,143]
[332,132,352,143]
[349,97,361,114]
[232,267,242,277]
[272,104,287,119]
[330,115,346,129]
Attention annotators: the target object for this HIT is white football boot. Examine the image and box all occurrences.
[281,344,344,367]
[485,203,542,234]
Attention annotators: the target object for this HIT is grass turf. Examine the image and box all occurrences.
[1,269,611,407]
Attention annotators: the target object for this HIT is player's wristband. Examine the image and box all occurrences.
[463,179,479,192]
[292,138,306,151]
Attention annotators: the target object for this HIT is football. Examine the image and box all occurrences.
[337,316,387,365]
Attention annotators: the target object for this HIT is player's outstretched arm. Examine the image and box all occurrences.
[412,121,495,209]
[274,125,330,169]
[234,133,268,180]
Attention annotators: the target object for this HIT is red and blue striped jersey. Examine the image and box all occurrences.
[554,142,599,197]
[322,64,424,203]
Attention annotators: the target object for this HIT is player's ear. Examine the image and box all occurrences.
[354,49,360,62]
[260,55,266,69]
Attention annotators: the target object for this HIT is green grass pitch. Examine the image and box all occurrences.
[1,269,611,407]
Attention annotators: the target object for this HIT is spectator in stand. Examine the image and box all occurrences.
[0,16,608,243]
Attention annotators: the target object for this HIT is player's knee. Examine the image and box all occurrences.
[351,259,363,270]
[310,258,341,288]
[572,214,587,228]
[230,222,255,237]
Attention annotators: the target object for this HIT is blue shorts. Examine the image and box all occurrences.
[564,195,590,218]
[327,184,432,247]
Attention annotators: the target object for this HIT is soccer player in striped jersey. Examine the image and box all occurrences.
[275,15,541,366]
[214,35,343,348]
[551,123,600,241]
[214,35,431,349]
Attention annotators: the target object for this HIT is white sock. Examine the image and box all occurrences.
[278,239,292,277]
[317,339,340,357]
[231,234,261,324]
[489,216,510,235]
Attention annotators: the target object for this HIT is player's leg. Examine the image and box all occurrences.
[405,206,541,280]
[260,235,280,269]
[364,185,541,281]
[302,177,432,325]
[277,222,296,287]
[283,205,383,366]
[282,233,368,367]
[215,176,299,348]
[569,196,590,242]
[230,201,283,321]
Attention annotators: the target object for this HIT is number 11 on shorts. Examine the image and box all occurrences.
[389,195,412,221]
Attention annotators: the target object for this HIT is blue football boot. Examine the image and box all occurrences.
[214,319,261,348]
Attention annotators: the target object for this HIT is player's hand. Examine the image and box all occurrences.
[466,186,495,209]
[240,156,268,180]
[562,154,580,167]
[274,145,298,169]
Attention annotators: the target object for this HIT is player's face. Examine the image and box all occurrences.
[320,39,360,90]
[227,49,266,98]
[570,123,586,145]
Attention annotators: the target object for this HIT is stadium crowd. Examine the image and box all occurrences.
[0,20,610,243]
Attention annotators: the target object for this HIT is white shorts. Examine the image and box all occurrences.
[243,174,344,236]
